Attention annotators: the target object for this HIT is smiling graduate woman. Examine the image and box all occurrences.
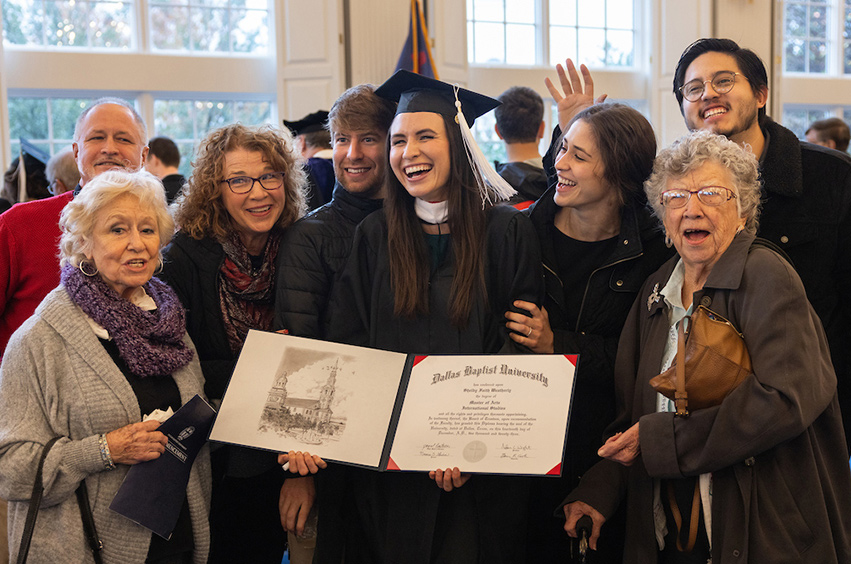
[160,123,307,564]
[322,71,544,563]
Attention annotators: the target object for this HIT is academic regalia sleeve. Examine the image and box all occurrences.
[486,205,544,352]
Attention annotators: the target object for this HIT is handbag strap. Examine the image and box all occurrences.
[16,437,104,564]
[16,436,62,564]
[666,480,701,552]
[76,480,104,564]
[674,320,689,417]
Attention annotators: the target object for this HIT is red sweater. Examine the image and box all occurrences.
[0,191,74,357]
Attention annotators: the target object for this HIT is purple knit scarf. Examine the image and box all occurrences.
[61,263,194,378]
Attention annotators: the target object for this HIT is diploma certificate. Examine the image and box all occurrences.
[210,330,577,476]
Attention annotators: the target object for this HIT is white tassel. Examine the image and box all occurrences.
[453,86,516,206]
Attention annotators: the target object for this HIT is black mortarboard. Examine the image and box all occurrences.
[19,139,49,167]
[283,111,329,136]
[374,70,500,127]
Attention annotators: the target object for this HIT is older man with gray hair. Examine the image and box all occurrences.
[0,97,148,358]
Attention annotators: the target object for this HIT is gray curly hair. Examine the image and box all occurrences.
[59,169,174,268]
[644,130,761,235]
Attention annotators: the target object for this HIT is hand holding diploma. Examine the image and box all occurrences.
[278,451,327,475]
[429,467,471,492]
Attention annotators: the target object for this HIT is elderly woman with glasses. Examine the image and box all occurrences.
[0,170,210,563]
[560,130,851,563]
[161,123,306,564]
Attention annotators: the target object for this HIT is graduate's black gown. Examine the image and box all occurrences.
[318,203,543,564]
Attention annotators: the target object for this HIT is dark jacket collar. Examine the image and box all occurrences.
[329,182,383,224]
[701,231,756,291]
[644,232,756,318]
[529,185,657,269]
[759,115,804,198]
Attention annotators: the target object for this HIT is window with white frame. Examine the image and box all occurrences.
[466,0,636,68]
[2,0,133,48]
[783,0,851,74]
[782,105,833,138]
[154,98,272,176]
[2,0,270,54]
[7,96,102,157]
[780,0,851,147]
[148,0,269,54]
[6,94,273,177]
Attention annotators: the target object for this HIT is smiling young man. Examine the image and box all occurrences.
[273,84,395,563]
[274,85,395,339]
[0,97,148,358]
[674,38,851,452]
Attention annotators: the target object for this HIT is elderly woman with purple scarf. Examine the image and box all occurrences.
[160,123,306,564]
[0,169,210,563]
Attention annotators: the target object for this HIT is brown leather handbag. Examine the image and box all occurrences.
[649,305,752,416]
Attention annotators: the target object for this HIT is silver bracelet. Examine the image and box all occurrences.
[98,434,116,470]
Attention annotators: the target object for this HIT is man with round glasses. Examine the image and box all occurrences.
[673,37,851,453]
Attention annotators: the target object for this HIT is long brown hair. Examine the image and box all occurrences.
[384,113,490,328]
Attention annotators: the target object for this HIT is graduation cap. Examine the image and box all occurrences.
[375,70,515,203]
[375,69,500,127]
[12,139,50,203]
[283,111,329,136]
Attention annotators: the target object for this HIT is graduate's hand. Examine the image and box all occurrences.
[506,300,554,353]
[563,501,606,551]
[429,467,471,492]
[106,420,167,465]
[597,423,640,466]
[278,451,328,475]
[279,476,315,536]
[545,58,607,131]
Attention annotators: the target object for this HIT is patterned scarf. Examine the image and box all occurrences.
[61,263,194,378]
[217,229,280,353]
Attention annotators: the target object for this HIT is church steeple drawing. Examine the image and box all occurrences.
[319,359,339,410]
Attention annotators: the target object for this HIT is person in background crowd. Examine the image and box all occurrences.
[275,84,396,564]
[493,86,549,209]
[323,69,542,564]
[805,117,850,153]
[46,146,82,196]
[146,136,186,203]
[0,169,211,563]
[563,130,851,564]
[0,144,51,213]
[160,123,306,564]
[285,111,334,209]
[0,97,148,359]
[504,102,673,563]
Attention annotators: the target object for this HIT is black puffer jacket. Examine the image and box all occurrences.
[274,183,383,339]
[756,116,851,452]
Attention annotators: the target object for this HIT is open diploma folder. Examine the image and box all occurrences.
[210,330,577,476]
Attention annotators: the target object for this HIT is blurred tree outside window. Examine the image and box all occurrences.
[153,98,272,177]
[2,0,269,54]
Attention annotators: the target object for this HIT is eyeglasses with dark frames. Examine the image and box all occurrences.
[679,71,746,102]
[660,186,737,209]
[220,172,285,194]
